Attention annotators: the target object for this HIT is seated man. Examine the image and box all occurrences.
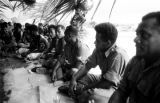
[28,25,65,74]
[51,25,90,82]
[18,24,49,58]
[20,23,31,46]
[29,24,49,53]
[43,25,57,55]
[38,25,66,74]
[44,24,65,58]
[38,23,44,35]
[54,24,66,58]
[0,22,17,55]
[108,12,160,103]
[67,23,129,103]
[13,23,22,43]
[16,23,31,57]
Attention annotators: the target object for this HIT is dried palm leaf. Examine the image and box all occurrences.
[9,0,36,11]
[9,0,36,6]
[0,0,13,11]
[42,0,93,22]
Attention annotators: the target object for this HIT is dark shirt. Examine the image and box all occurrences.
[21,30,31,44]
[29,35,49,52]
[54,37,65,57]
[47,37,57,53]
[110,57,160,103]
[85,45,129,86]
[13,30,21,43]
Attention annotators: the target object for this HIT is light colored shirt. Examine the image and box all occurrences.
[85,45,129,86]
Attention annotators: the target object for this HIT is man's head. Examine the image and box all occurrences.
[30,24,39,36]
[94,22,118,51]
[64,25,79,44]
[14,23,22,32]
[8,22,12,26]
[135,12,160,59]
[56,25,65,38]
[25,23,30,30]
[38,23,43,28]
[48,25,56,38]
[1,22,8,30]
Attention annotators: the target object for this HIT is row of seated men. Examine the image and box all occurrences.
[0,22,63,56]
[1,11,160,103]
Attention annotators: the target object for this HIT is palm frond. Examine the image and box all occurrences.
[41,0,94,23]
[42,0,75,22]
[12,1,18,11]
[0,13,10,21]
[0,0,13,11]
[8,0,36,12]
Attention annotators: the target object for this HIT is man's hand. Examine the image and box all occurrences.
[69,79,77,96]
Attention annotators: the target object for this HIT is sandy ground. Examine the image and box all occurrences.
[0,57,113,103]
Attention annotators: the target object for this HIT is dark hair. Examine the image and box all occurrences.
[8,22,12,26]
[142,12,160,25]
[1,22,8,29]
[15,23,22,29]
[65,25,79,36]
[38,23,43,26]
[57,24,65,30]
[24,23,30,30]
[95,22,118,43]
[48,25,56,31]
[30,24,38,31]
[25,23,30,27]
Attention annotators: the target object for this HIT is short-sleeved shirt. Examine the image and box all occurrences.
[64,39,90,68]
[85,45,129,86]
[117,57,160,103]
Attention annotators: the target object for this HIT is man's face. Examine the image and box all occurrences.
[135,18,160,58]
[56,27,64,38]
[50,28,56,38]
[95,32,110,51]
[64,31,76,44]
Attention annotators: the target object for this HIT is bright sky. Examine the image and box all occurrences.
[87,0,160,24]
